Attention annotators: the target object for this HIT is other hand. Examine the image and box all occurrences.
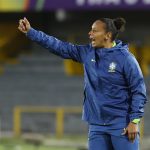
[122,122,139,143]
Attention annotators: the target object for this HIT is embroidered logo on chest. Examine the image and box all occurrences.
[108,62,117,72]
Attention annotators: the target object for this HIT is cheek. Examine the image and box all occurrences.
[96,34,105,42]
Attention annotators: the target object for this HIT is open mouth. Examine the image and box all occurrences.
[91,39,96,45]
[89,37,95,43]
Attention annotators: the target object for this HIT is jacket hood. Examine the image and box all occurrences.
[115,40,129,50]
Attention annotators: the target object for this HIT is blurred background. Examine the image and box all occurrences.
[0,0,150,150]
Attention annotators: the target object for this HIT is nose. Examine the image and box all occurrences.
[88,30,91,36]
[89,31,93,38]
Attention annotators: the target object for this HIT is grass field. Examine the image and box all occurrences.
[0,145,77,150]
[0,136,87,150]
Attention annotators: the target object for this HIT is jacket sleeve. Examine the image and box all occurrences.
[26,28,89,63]
[123,54,147,121]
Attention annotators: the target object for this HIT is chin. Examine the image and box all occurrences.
[91,44,97,48]
[93,44,103,48]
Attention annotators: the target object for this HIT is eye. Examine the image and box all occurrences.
[92,29,97,33]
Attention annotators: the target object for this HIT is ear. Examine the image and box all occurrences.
[105,32,112,40]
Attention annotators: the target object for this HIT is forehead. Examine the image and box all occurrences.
[92,20,106,30]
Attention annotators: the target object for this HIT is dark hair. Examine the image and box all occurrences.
[99,17,126,41]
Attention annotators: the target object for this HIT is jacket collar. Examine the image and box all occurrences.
[93,40,129,52]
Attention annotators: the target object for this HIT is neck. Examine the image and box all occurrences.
[103,41,114,48]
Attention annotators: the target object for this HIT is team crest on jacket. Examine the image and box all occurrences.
[108,62,117,72]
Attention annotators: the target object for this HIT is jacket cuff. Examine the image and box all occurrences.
[132,119,140,124]
[26,28,36,38]
[129,113,143,122]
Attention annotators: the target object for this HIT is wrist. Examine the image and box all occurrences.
[131,119,140,124]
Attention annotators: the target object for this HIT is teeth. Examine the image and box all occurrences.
[92,40,95,43]
[89,37,95,43]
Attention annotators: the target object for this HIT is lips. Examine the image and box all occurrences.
[91,38,96,45]
[89,36,95,42]
[92,39,95,42]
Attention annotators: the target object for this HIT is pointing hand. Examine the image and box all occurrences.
[18,17,31,33]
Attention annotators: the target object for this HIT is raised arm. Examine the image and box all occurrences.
[18,17,89,63]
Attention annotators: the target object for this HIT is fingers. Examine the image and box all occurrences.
[128,132,137,143]
[18,26,23,32]
[121,128,138,143]
[18,17,30,33]
[123,122,139,143]
[19,19,26,31]
[24,17,29,25]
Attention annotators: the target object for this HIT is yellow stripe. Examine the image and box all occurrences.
[112,41,116,47]
[0,0,25,12]
[132,119,140,124]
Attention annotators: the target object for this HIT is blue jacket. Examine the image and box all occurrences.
[27,28,147,126]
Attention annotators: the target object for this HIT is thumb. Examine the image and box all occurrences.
[121,128,127,135]
[24,17,29,25]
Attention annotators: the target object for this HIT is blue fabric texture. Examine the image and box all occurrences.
[27,28,147,127]
[88,130,140,150]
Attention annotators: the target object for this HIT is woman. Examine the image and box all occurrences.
[18,17,147,150]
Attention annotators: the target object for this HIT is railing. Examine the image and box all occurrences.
[13,106,82,138]
[13,106,144,139]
